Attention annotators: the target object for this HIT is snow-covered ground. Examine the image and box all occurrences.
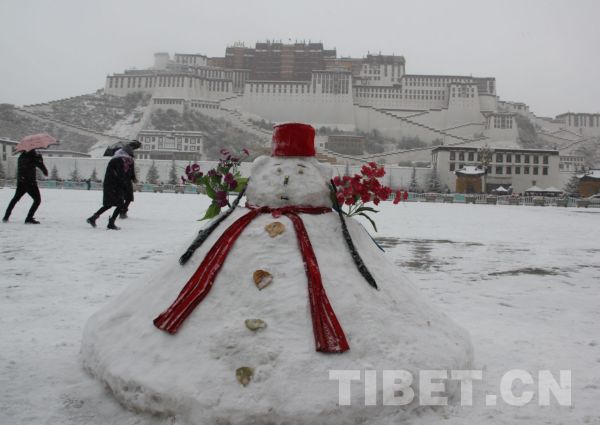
[1,188,599,425]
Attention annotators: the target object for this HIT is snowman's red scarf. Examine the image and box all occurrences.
[153,205,350,353]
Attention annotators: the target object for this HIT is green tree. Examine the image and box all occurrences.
[146,161,159,184]
[427,163,442,193]
[563,173,580,197]
[70,163,80,181]
[168,160,178,185]
[90,167,99,182]
[50,164,60,181]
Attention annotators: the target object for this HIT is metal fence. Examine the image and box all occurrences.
[1,179,597,208]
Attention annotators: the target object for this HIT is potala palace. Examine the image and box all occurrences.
[104,41,599,159]
[3,41,599,194]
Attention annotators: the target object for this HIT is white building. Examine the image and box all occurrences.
[136,130,204,161]
[0,138,18,177]
[432,145,561,194]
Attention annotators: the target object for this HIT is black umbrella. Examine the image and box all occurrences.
[103,140,142,157]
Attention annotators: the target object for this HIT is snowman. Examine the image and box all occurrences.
[82,123,473,424]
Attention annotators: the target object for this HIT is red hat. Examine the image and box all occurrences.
[271,123,315,157]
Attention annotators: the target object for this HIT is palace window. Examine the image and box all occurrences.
[496,153,503,162]
[533,156,539,164]
[524,155,530,164]
[542,167,548,175]
[468,152,474,161]
[515,166,521,174]
[524,166,530,174]
[496,166,503,175]
[533,167,539,175]
[515,154,521,163]
[449,163,455,171]
[506,166,512,175]
[543,155,549,165]
[506,154,512,163]
[450,151,455,160]
[459,152,465,161]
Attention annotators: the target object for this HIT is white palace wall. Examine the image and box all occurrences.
[106,75,235,102]
[446,84,484,127]
[241,81,355,128]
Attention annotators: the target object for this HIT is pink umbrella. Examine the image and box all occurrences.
[15,133,59,152]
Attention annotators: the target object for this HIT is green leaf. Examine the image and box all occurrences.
[230,177,248,193]
[204,183,216,199]
[209,174,222,186]
[357,212,378,232]
[201,202,221,220]
[355,206,379,214]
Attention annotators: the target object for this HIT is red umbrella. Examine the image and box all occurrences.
[15,133,59,152]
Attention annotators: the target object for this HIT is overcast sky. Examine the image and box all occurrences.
[1,0,598,117]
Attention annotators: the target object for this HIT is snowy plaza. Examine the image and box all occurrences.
[1,188,599,424]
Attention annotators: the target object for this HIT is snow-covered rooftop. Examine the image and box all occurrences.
[576,169,600,180]
[454,165,485,176]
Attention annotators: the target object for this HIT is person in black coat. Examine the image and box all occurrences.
[3,149,48,224]
[120,159,136,219]
[119,140,140,219]
[86,147,133,230]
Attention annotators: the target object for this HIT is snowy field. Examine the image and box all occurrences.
[1,188,599,425]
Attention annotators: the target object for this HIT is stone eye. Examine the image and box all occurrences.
[276,167,282,174]
[298,168,304,175]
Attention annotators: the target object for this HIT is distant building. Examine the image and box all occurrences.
[221,41,337,81]
[559,155,586,172]
[136,130,203,161]
[454,165,486,193]
[576,170,600,197]
[556,113,600,137]
[432,146,560,194]
[0,138,18,177]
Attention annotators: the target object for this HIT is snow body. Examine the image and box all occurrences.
[81,155,473,424]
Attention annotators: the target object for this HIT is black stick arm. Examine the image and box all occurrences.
[179,182,248,265]
[330,181,379,290]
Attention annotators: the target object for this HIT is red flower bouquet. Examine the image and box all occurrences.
[332,162,403,231]
[184,148,249,220]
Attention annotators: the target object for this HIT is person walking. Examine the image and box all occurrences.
[86,147,133,230]
[3,149,48,224]
[119,141,140,219]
